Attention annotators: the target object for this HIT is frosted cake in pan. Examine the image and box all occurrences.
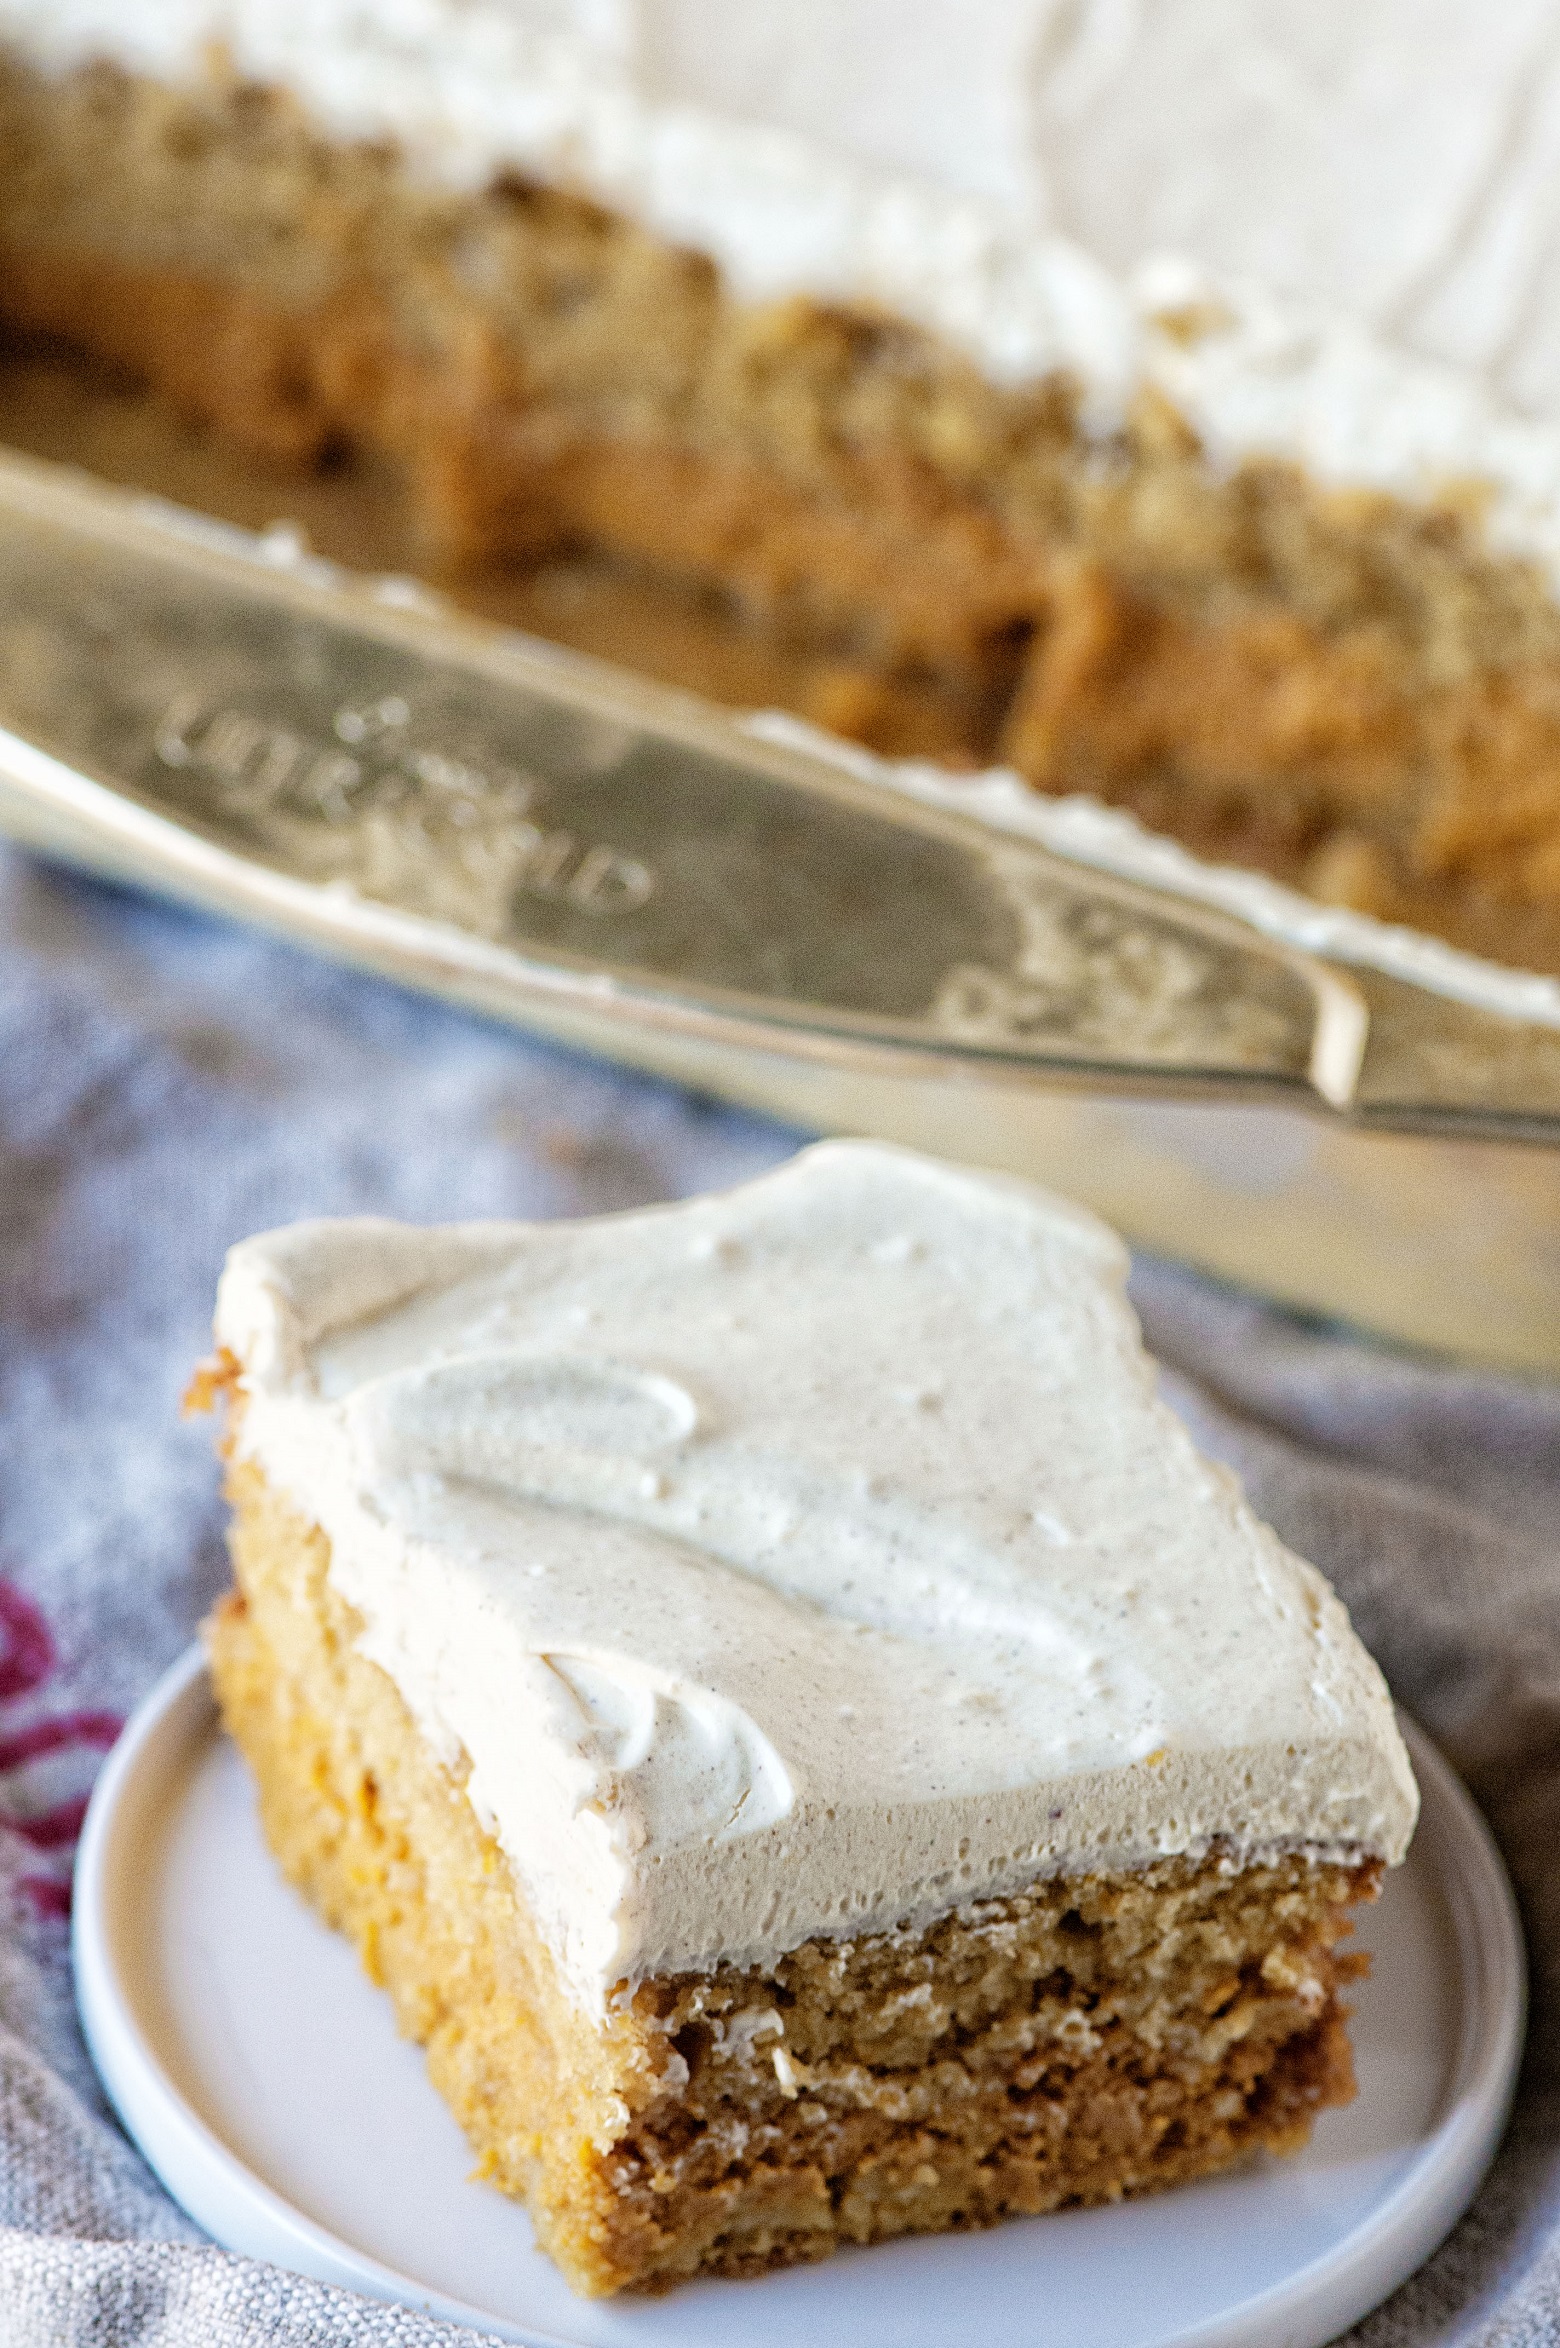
[196,1141,1417,2294]
[7,4,1560,974]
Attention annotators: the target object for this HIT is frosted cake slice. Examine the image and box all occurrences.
[199,1140,1417,2295]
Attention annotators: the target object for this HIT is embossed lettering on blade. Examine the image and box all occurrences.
[151,687,656,935]
[0,512,1316,1069]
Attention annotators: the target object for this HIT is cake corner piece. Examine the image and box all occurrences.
[199,1140,1418,2295]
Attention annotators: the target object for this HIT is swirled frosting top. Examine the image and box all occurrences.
[215,1142,1416,2011]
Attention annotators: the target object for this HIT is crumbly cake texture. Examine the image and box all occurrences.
[205,1412,1376,2298]
[5,52,1560,975]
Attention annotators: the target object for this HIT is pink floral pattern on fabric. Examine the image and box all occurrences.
[0,1579,122,1919]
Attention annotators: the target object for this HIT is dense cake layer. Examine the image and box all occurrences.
[9,25,1560,966]
[10,0,1560,503]
[207,1448,1378,2295]
[213,1143,1417,2012]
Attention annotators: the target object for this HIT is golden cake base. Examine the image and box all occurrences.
[206,1440,1376,2298]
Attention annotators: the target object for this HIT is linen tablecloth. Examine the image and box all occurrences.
[1,844,1556,2346]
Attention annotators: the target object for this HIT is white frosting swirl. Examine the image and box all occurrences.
[217,1142,1416,2012]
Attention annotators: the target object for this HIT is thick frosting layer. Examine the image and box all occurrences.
[216,1142,1417,2012]
[10,1,1560,576]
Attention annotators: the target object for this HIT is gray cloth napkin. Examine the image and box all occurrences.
[0,844,1555,2347]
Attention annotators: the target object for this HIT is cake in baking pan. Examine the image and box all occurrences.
[196,1141,1417,2294]
[5,5,1560,973]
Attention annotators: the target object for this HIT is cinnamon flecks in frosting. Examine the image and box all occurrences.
[214,1142,1417,2012]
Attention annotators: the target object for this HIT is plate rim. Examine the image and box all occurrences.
[73,1644,1527,2348]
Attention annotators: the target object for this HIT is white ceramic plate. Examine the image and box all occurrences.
[75,1647,1524,2348]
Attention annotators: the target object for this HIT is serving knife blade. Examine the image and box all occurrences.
[0,443,1557,1142]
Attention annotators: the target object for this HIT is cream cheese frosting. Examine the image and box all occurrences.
[215,1141,1417,2013]
[11,0,1560,577]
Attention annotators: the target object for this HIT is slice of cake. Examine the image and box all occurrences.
[198,1140,1417,2296]
[5,6,1560,970]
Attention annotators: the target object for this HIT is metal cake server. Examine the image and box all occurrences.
[0,442,1558,1146]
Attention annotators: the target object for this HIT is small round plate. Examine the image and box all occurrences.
[75,1647,1524,2348]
